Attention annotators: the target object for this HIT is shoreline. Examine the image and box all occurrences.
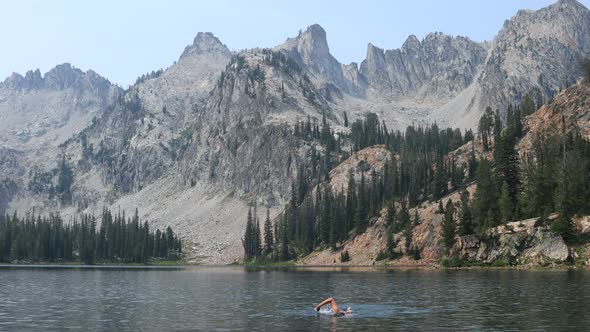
[1,259,586,270]
[0,260,186,267]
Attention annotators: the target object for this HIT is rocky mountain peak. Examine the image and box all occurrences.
[277,24,364,96]
[0,63,117,94]
[365,43,385,59]
[0,69,44,91]
[475,0,590,119]
[423,32,449,43]
[180,32,231,59]
[359,43,389,94]
[556,0,586,9]
[402,34,421,50]
[44,63,85,90]
[24,69,43,84]
[297,24,330,58]
[0,63,122,150]
[278,24,332,66]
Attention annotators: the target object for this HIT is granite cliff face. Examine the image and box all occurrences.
[277,24,367,98]
[178,49,334,206]
[0,63,122,150]
[0,64,122,214]
[360,33,488,102]
[477,0,590,113]
[30,31,233,214]
[441,0,590,128]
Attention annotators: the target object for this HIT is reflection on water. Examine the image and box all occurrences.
[0,265,588,331]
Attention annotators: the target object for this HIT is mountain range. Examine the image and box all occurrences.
[1,0,589,263]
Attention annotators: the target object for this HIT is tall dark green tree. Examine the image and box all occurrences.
[494,130,520,212]
[57,156,74,204]
[479,107,494,151]
[354,174,368,234]
[431,157,446,201]
[441,200,456,253]
[552,130,575,241]
[345,169,356,234]
[498,181,513,223]
[457,188,474,236]
[385,226,399,259]
[473,159,497,232]
[385,202,395,227]
[263,208,274,255]
[242,207,255,260]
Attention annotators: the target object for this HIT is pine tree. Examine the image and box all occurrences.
[263,208,274,255]
[369,169,379,217]
[441,200,456,253]
[385,226,399,259]
[473,158,497,232]
[520,93,536,117]
[289,182,298,241]
[385,202,395,227]
[457,189,474,236]
[340,250,351,262]
[403,221,413,253]
[493,110,502,148]
[552,130,575,242]
[254,215,262,258]
[343,111,349,127]
[345,169,356,234]
[279,214,290,261]
[498,181,512,224]
[242,207,254,260]
[581,57,590,83]
[57,155,74,204]
[468,143,478,180]
[431,157,446,200]
[479,107,494,151]
[494,132,520,207]
[553,179,575,242]
[397,200,410,233]
[354,173,367,234]
[520,133,559,219]
[437,200,444,214]
[413,209,420,227]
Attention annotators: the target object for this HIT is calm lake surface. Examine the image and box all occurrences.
[0,265,589,331]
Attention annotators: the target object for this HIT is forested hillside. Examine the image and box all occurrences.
[0,208,181,264]
[243,79,590,265]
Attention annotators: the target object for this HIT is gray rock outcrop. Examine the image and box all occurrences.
[454,220,569,265]
[0,63,122,150]
[277,24,366,97]
[360,33,488,101]
[180,32,232,59]
[477,0,590,117]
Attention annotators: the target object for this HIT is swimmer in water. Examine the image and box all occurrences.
[315,297,352,316]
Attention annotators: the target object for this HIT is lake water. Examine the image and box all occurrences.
[0,265,589,331]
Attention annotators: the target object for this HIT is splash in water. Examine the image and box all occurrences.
[317,308,335,316]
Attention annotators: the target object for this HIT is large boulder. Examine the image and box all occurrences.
[454,218,569,265]
[519,228,569,264]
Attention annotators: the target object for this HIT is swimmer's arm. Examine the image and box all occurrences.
[315,297,334,311]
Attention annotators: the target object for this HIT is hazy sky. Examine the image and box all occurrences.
[1,0,588,87]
